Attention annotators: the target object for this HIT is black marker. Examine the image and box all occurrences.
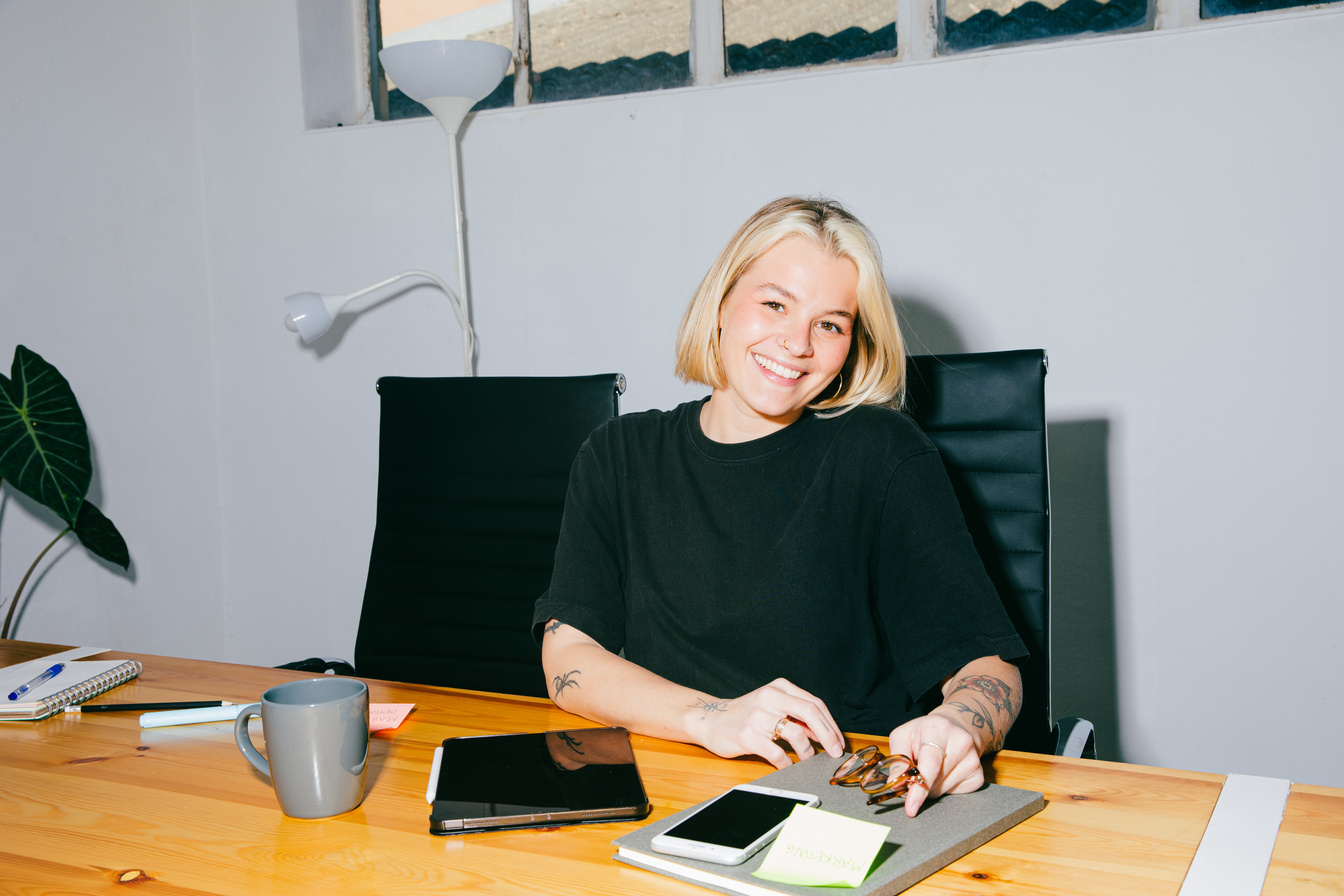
[67,700,234,713]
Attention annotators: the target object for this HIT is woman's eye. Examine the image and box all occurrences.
[762,300,784,311]
[818,320,846,335]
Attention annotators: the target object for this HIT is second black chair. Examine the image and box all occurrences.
[903,349,1094,758]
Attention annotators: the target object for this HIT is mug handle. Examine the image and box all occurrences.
[233,703,269,777]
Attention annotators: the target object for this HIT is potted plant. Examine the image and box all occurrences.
[0,345,129,638]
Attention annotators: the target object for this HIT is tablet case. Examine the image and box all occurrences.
[428,727,651,834]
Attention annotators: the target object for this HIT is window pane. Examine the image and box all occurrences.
[724,0,895,75]
[523,0,690,103]
[378,0,515,119]
[943,0,1146,53]
[1201,0,1319,17]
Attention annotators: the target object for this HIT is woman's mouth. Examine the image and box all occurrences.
[753,353,804,381]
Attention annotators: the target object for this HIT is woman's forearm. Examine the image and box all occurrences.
[929,655,1023,755]
[541,621,719,744]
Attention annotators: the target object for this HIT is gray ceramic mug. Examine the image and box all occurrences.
[234,677,369,818]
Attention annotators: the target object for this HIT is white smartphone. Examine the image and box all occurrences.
[649,783,820,866]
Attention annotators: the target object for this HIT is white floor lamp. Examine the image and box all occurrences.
[283,39,511,377]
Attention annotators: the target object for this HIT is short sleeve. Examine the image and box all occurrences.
[874,449,1029,703]
[531,435,628,653]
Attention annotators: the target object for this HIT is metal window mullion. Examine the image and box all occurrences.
[514,0,533,105]
[1154,0,1202,28]
[690,0,725,85]
[368,0,389,120]
[898,0,940,60]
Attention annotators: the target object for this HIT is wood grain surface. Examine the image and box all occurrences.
[2,640,1341,895]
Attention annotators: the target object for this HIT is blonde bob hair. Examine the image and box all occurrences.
[674,196,906,414]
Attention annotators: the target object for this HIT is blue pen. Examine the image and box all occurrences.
[8,663,65,701]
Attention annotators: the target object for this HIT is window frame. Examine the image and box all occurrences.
[362,0,1343,120]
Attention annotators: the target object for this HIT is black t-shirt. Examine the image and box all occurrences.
[532,398,1027,736]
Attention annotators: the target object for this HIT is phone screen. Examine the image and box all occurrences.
[663,788,812,849]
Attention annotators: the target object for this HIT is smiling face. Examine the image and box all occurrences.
[700,236,859,443]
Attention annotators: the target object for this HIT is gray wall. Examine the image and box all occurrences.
[2,0,1341,787]
[0,0,226,656]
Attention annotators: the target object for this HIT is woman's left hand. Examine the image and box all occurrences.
[890,655,1023,816]
[887,711,982,817]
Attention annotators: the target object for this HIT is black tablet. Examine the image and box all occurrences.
[426,727,652,834]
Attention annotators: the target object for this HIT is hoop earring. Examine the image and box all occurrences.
[830,372,844,400]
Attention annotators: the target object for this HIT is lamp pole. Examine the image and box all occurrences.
[447,135,474,375]
[376,38,511,375]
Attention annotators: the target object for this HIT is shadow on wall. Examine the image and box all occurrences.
[1047,418,1121,761]
[897,294,1122,760]
[898,296,969,357]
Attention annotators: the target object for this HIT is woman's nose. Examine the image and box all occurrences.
[779,326,813,357]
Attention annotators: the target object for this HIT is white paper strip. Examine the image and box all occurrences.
[139,704,245,728]
[0,646,109,672]
[1179,773,1291,896]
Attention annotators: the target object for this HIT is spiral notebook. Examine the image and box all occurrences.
[0,657,143,721]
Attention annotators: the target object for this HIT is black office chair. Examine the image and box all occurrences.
[282,374,625,697]
[903,349,1095,759]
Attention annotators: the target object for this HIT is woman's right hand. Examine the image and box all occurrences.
[542,622,844,769]
[690,678,846,769]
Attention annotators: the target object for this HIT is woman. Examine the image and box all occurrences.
[533,197,1026,816]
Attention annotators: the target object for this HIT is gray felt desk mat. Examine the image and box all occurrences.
[613,752,1044,896]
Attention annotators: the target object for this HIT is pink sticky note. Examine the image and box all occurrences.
[370,703,414,732]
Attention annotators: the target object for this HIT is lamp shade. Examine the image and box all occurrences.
[283,291,350,344]
[379,40,511,137]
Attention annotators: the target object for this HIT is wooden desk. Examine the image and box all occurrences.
[1,640,1340,895]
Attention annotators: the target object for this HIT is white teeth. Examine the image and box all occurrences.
[754,354,802,380]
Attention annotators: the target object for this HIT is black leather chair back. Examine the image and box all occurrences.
[903,350,1053,754]
[353,374,625,696]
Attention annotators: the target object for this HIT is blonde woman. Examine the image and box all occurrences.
[534,197,1025,816]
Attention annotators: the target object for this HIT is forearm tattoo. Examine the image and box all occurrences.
[947,674,1018,752]
[948,701,996,737]
[951,675,1015,715]
[544,619,562,634]
[691,698,729,718]
[557,731,585,755]
[553,669,581,699]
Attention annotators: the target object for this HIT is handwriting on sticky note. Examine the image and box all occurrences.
[753,805,889,888]
[369,703,414,732]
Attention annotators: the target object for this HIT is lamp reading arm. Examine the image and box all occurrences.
[283,269,476,376]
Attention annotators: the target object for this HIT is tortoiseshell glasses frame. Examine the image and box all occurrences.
[830,744,926,806]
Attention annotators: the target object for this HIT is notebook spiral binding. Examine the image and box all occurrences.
[36,660,143,718]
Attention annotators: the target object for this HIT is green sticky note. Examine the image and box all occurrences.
[752,805,890,888]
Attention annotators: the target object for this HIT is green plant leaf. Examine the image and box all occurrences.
[73,499,130,570]
[0,345,91,526]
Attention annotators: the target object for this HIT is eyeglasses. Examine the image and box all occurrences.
[830,745,926,806]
